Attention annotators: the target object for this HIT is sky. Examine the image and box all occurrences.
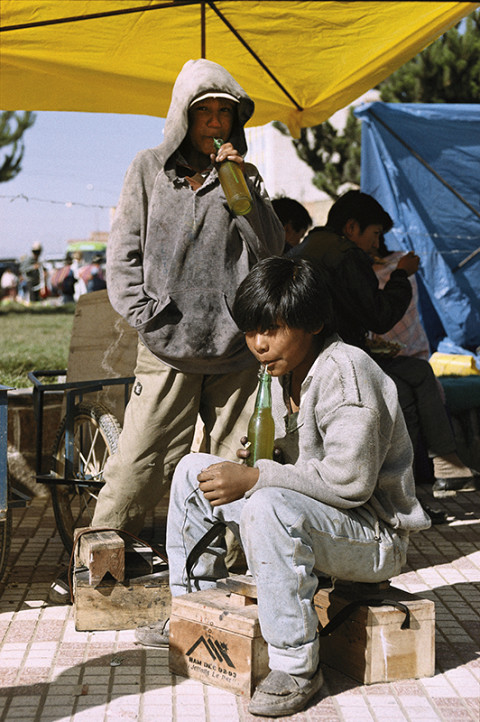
[0,111,166,261]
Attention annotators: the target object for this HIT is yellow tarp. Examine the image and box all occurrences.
[0,1,477,136]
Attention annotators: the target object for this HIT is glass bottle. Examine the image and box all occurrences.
[246,366,275,467]
[213,138,252,216]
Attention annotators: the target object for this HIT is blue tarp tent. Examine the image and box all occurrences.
[354,103,480,355]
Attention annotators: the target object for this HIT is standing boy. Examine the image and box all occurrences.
[91,59,284,534]
[143,257,430,717]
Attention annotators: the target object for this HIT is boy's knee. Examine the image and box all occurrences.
[172,452,223,492]
[240,487,290,534]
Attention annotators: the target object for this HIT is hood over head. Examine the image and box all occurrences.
[159,59,255,166]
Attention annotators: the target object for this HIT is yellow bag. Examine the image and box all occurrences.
[429,352,480,377]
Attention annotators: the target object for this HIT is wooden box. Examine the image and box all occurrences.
[169,587,269,696]
[314,583,435,684]
[74,561,171,631]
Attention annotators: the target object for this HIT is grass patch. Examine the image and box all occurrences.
[0,302,75,389]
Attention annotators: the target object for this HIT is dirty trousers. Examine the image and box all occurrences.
[167,453,409,677]
[92,342,258,534]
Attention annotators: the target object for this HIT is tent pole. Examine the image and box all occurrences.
[201,1,206,58]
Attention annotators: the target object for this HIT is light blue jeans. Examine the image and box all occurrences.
[166,453,409,676]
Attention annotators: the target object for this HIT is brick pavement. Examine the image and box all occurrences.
[0,486,479,722]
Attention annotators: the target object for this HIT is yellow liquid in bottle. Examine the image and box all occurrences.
[214,138,252,216]
[246,408,275,466]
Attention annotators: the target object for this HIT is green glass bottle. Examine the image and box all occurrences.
[246,366,275,467]
[213,138,252,215]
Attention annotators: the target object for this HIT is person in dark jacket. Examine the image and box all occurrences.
[291,190,479,499]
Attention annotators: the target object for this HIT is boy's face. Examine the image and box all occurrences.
[245,324,322,379]
[187,97,236,158]
[284,221,308,248]
[344,220,383,256]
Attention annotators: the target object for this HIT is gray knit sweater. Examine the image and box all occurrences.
[106,59,284,374]
[248,335,431,533]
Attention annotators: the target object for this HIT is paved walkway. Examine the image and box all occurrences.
[0,486,479,722]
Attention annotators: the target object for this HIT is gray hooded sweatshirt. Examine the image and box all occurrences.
[106,59,284,374]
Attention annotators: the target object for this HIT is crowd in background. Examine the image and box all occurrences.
[0,243,106,305]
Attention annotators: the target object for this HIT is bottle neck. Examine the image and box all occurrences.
[254,372,272,410]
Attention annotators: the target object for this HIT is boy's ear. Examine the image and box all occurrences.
[313,323,324,335]
[342,218,358,240]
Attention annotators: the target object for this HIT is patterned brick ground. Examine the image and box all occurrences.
[0,486,479,722]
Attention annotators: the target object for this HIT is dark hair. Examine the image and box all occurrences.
[272,197,313,232]
[233,256,335,336]
[327,190,393,234]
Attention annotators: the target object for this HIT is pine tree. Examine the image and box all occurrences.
[0,111,36,183]
[280,9,479,200]
[378,10,480,102]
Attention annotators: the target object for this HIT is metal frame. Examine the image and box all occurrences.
[0,384,31,520]
[28,370,134,487]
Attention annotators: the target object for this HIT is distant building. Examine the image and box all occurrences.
[245,123,332,226]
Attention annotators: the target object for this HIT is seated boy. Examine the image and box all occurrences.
[137,257,431,717]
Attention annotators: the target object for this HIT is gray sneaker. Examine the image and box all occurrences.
[248,668,324,717]
[134,619,170,647]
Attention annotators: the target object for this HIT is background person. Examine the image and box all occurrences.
[21,242,46,302]
[0,266,18,301]
[291,190,480,500]
[86,254,107,292]
[272,196,312,253]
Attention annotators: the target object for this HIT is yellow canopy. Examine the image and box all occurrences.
[1,1,477,136]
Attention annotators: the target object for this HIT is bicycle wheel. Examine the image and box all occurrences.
[0,470,12,583]
[51,401,121,554]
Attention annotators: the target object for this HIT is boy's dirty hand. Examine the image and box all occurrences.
[396,251,419,276]
[237,436,284,464]
[197,461,258,506]
[236,436,250,462]
[211,142,245,171]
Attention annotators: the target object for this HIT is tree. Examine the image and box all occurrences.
[0,111,36,183]
[274,107,361,201]
[378,10,480,102]
[279,9,479,199]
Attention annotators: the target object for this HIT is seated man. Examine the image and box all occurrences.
[292,190,480,499]
[137,257,431,717]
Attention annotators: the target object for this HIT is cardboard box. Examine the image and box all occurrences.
[314,583,435,684]
[169,587,269,696]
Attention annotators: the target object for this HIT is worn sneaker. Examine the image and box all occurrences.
[248,668,324,717]
[134,619,170,647]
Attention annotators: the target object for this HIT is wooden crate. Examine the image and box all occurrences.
[169,587,269,696]
[314,583,435,684]
[74,561,170,631]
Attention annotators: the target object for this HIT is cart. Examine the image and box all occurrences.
[28,370,134,553]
